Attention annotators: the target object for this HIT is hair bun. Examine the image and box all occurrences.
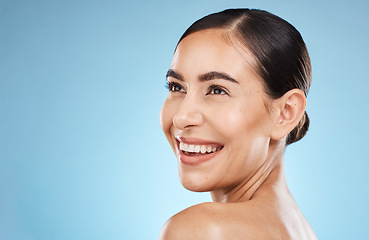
[286,111,309,145]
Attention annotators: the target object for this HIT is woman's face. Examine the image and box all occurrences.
[160,29,276,192]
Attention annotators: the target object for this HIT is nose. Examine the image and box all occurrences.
[173,94,204,130]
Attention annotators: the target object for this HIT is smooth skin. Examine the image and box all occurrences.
[159,29,317,240]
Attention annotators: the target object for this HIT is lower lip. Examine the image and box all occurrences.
[177,144,222,166]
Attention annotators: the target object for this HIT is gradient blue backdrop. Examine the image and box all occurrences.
[1,0,368,239]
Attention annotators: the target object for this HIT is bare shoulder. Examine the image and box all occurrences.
[159,200,318,240]
[159,202,258,240]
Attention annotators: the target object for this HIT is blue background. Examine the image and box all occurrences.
[1,0,368,239]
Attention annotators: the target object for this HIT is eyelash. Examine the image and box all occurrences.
[207,84,229,96]
[165,81,229,96]
[165,81,186,93]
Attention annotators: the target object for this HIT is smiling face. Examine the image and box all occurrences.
[160,29,278,193]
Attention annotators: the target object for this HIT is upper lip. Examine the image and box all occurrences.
[175,136,224,146]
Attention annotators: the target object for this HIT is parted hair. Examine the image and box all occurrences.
[177,8,311,145]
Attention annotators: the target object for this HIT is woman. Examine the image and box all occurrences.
[159,8,317,239]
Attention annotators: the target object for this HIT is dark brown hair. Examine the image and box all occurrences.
[177,9,311,145]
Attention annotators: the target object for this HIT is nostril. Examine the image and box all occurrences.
[173,111,203,130]
[173,115,187,130]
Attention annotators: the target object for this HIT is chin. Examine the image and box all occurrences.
[179,172,216,193]
[181,182,210,193]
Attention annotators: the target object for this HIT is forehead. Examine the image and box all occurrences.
[171,29,258,81]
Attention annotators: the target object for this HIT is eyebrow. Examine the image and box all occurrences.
[166,69,183,81]
[166,69,239,84]
[198,71,239,84]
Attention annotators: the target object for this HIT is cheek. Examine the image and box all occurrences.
[160,98,177,146]
[160,99,171,134]
[212,103,271,178]
[213,102,270,140]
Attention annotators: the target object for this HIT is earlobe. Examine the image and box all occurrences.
[270,89,306,141]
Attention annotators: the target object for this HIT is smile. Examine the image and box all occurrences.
[175,137,224,165]
[179,142,223,155]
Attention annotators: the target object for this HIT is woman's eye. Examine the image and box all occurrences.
[210,88,226,95]
[208,85,228,95]
[167,82,185,93]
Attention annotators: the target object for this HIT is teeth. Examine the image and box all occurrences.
[180,142,189,152]
[179,143,222,154]
[194,145,200,153]
[201,145,206,154]
[188,145,195,152]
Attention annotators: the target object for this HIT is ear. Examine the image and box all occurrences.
[270,89,306,141]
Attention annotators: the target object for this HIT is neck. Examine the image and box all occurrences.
[210,141,287,203]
